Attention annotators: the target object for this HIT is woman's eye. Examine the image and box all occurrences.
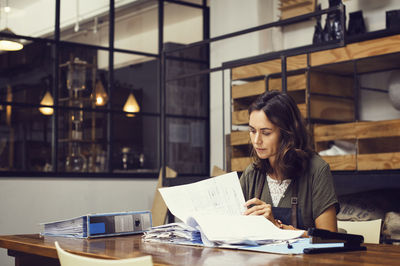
[262,132,271,136]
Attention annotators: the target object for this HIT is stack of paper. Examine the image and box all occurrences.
[42,216,87,238]
[144,172,304,247]
[143,223,202,245]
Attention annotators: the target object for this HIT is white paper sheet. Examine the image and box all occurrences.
[188,214,304,244]
[159,172,246,223]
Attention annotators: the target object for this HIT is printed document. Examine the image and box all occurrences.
[158,172,304,246]
[159,172,246,223]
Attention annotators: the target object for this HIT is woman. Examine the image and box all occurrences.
[240,90,339,232]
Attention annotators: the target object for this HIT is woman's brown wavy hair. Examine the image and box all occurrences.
[248,90,314,180]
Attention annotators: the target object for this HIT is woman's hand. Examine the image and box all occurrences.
[243,198,276,225]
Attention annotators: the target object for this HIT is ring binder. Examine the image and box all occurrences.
[41,211,152,238]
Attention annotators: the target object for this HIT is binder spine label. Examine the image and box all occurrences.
[90,223,106,234]
[115,215,134,233]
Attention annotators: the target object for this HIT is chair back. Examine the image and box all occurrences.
[55,241,153,266]
[337,219,382,244]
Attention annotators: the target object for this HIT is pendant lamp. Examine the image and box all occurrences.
[0,28,23,51]
[123,93,140,117]
[94,80,108,106]
[39,91,54,115]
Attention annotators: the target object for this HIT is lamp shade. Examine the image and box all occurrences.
[39,91,54,115]
[0,28,23,51]
[123,93,140,117]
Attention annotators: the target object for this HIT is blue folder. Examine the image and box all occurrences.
[235,238,344,254]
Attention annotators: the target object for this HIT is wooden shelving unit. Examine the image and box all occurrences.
[229,33,400,173]
[314,119,400,171]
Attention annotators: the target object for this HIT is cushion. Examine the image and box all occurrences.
[382,212,400,240]
[337,189,400,221]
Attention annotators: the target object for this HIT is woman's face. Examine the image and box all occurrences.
[249,110,280,164]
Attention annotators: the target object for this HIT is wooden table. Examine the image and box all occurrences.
[1,234,400,266]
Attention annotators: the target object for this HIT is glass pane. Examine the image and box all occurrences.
[112,114,159,173]
[113,52,159,114]
[164,3,203,44]
[0,39,53,106]
[3,1,55,38]
[58,44,108,100]
[165,43,209,117]
[114,0,158,54]
[0,106,53,172]
[166,117,207,175]
[60,0,109,46]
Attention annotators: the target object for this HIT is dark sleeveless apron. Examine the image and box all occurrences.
[256,176,303,229]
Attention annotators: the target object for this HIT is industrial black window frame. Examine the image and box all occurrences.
[0,0,211,178]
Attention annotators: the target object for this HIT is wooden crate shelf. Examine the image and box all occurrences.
[268,73,307,91]
[232,80,266,99]
[232,110,249,125]
[309,95,354,122]
[358,152,400,171]
[231,54,307,81]
[228,34,400,173]
[230,131,250,146]
[322,155,357,171]
[231,157,252,172]
[230,131,251,172]
[309,72,353,97]
[279,0,316,20]
[356,119,400,139]
[310,34,400,67]
[314,119,400,171]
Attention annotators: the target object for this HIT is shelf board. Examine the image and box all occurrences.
[268,73,307,91]
[232,54,307,80]
[230,131,249,146]
[310,34,400,68]
[232,80,265,99]
[321,155,356,171]
[279,0,316,20]
[231,157,251,172]
[358,152,400,171]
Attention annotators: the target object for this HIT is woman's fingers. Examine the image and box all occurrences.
[244,197,262,208]
[244,198,272,218]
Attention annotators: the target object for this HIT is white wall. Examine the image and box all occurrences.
[5,0,142,37]
[0,177,158,266]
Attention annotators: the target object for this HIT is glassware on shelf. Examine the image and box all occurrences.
[64,57,89,173]
[347,11,366,37]
[121,147,133,170]
[67,58,87,91]
[65,142,87,172]
[70,96,84,141]
[312,4,323,45]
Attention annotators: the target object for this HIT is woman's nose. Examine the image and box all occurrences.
[254,132,262,144]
